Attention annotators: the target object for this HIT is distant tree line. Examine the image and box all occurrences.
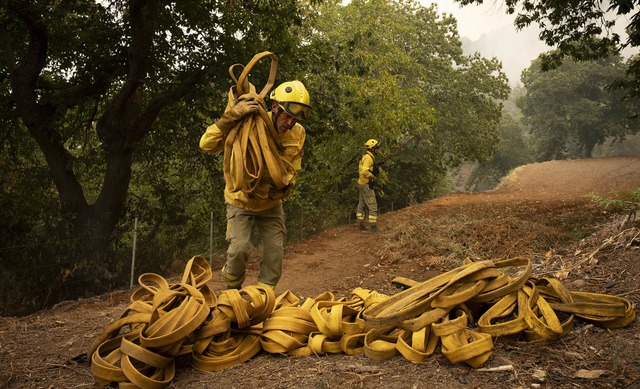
[459,0,640,190]
[468,52,639,191]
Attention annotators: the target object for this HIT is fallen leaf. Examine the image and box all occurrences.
[575,369,607,379]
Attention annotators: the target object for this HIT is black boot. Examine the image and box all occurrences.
[359,222,367,231]
[370,223,377,231]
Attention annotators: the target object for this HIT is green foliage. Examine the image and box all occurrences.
[296,0,509,217]
[518,54,637,160]
[466,109,534,191]
[588,188,640,225]
[0,123,80,314]
[1,0,510,314]
[0,0,311,314]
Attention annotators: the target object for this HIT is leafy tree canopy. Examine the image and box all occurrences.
[467,88,535,191]
[518,53,637,160]
[297,0,510,209]
[0,0,310,308]
[0,0,511,313]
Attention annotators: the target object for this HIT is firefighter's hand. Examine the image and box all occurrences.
[229,97,260,120]
[215,97,260,134]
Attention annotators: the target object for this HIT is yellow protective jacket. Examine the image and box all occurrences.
[199,112,306,212]
[358,151,376,185]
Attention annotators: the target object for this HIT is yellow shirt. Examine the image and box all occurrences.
[358,151,376,185]
[200,112,306,211]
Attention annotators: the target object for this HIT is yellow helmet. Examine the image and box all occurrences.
[270,80,312,121]
[364,139,380,150]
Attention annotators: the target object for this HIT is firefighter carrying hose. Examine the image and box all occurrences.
[356,139,380,231]
[199,80,312,290]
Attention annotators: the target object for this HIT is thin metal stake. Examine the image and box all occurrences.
[209,211,214,268]
[130,217,138,289]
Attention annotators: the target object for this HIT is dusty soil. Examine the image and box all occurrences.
[1,156,640,389]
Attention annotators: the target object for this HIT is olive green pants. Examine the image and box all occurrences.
[356,183,378,224]
[222,204,285,288]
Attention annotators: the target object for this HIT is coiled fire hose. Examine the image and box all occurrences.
[88,255,636,388]
[222,52,295,198]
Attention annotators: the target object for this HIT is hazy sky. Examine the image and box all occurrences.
[425,0,549,85]
[427,0,519,40]
[426,1,639,85]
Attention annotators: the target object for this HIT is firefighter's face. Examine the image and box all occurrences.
[272,102,297,133]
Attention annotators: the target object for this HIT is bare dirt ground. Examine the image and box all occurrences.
[1,156,640,389]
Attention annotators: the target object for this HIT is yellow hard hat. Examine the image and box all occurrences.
[270,80,312,121]
[364,139,380,150]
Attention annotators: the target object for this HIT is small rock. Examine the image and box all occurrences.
[532,369,546,382]
[571,279,587,289]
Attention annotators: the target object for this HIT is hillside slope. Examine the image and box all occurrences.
[1,156,639,389]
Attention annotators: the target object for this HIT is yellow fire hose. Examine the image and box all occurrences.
[222,52,295,199]
[88,255,636,388]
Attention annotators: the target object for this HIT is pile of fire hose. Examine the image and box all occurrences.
[88,255,635,388]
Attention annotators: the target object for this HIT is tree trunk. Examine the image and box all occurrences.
[2,0,151,294]
[3,0,212,303]
[73,146,134,282]
[581,133,596,158]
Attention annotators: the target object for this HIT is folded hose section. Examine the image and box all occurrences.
[88,255,635,387]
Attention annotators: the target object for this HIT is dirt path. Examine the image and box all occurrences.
[275,156,640,297]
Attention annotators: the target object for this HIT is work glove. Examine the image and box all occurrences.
[214,96,261,135]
